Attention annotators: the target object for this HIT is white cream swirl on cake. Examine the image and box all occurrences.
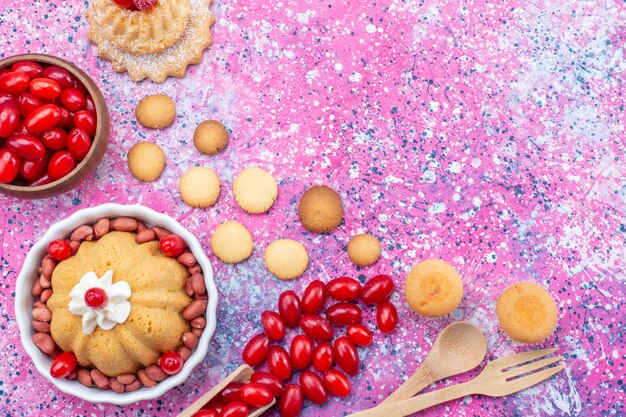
[68,270,131,335]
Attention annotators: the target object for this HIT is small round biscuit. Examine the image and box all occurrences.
[347,234,381,267]
[135,94,176,129]
[233,167,278,214]
[265,239,308,280]
[127,142,166,182]
[179,166,221,208]
[210,220,253,264]
[405,259,463,317]
[194,120,229,155]
[298,185,343,233]
[496,282,558,343]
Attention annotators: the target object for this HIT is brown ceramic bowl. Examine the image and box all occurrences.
[0,54,110,199]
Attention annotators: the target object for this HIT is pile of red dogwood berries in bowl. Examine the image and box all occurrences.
[0,60,97,185]
[193,274,398,417]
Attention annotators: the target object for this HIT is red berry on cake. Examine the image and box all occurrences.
[50,352,78,379]
[133,0,157,11]
[159,234,185,258]
[159,351,183,375]
[84,287,108,308]
[47,239,72,261]
[113,0,137,9]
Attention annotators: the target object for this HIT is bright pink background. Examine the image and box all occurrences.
[1,0,624,416]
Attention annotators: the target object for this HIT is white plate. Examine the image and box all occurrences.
[14,203,218,405]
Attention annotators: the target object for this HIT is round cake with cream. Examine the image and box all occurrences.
[46,231,191,377]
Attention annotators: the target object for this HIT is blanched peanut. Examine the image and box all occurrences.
[111,217,138,232]
[137,369,156,388]
[124,380,142,392]
[110,378,125,393]
[152,226,170,240]
[182,300,206,320]
[69,240,81,255]
[71,225,94,241]
[177,252,196,267]
[182,332,198,349]
[177,346,191,360]
[32,320,50,333]
[185,279,194,297]
[93,218,110,238]
[144,365,167,382]
[136,221,148,233]
[91,369,110,389]
[31,279,43,297]
[117,374,136,385]
[191,317,206,329]
[33,307,52,322]
[135,229,156,244]
[41,256,56,279]
[77,368,93,387]
[188,265,202,275]
[32,333,55,354]
[191,273,206,295]
[40,289,52,303]
[39,274,51,289]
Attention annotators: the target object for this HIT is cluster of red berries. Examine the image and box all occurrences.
[0,61,98,185]
[194,275,398,417]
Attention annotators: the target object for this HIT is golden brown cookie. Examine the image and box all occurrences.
[127,142,166,182]
[85,0,215,83]
[135,94,176,129]
[405,259,463,317]
[194,120,229,155]
[265,239,308,280]
[210,220,253,264]
[347,234,381,267]
[496,282,558,343]
[233,167,278,214]
[179,166,220,208]
[298,185,343,233]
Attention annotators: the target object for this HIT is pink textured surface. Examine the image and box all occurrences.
[0,0,624,416]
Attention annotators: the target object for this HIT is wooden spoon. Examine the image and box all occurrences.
[177,364,275,417]
[379,321,487,406]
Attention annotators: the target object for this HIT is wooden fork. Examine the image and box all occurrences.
[347,347,564,417]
